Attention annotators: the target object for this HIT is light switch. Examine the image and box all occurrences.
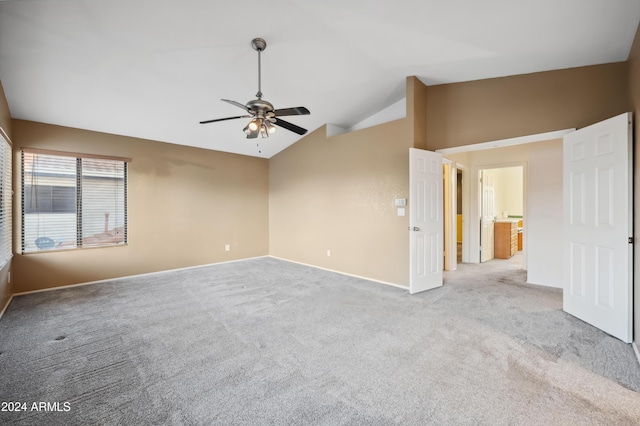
[397,207,405,216]
[394,198,407,207]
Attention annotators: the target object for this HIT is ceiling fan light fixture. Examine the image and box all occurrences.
[264,120,276,134]
[260,121,269,138]
[248,119,259,131]
[243,121,259,138]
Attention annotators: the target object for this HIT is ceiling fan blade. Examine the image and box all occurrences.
[221,99,250,112]
[273,106,310,116]
[274,118,308,135]
[199,115,250,124]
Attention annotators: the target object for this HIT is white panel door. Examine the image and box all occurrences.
[480,171,495,262]
[410,148,443,294]
[563,112,632,343]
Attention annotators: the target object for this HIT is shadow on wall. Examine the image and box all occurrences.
[11,251,134,293]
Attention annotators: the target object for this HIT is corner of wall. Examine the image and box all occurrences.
[629,20,640,346]
[406,76,428,150]
[0,81,12,139]
[269,115,411,287]
[0,81,12,312]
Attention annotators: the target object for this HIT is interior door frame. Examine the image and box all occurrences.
[437,129,574,267]
[457,164,470,264]
[467,162,528,269]
[443,158,457,271]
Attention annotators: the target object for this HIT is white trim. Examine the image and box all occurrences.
[5,254,407,306]
[633,342,640,367]
[268,255,409,291]
[0,293,15,320]
[0,126,12,146]
[457,163,470,264]
[442,159,457,272]
[436,129,575,155]
[10,256,270,297]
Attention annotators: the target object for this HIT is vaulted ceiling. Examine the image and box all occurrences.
[1,0,639,158]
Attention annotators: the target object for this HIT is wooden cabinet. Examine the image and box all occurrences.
[494,221,518,259]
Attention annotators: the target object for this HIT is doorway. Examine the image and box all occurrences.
[435,118,632,343]
[443,161,525,271]
[479,166,524,265]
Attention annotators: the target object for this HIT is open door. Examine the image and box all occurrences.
[409,148,443,294]
[563,112,633,343]
[443,160,457,271]
[480,170,495,262]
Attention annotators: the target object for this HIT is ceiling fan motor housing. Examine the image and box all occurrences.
[247,99,274,118]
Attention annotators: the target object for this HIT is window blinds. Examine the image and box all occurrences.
[0,133,12,267]
[21,150,128,253]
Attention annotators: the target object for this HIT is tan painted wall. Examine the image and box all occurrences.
[0,82,11,139]
[269,121,411,287]
[407,76,428,150]
[268,63,635,290]
[426,62,629,150]
[12,120,269,292]
[0,81,12,311]
[629,22,640,345]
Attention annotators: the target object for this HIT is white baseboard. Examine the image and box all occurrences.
[0,293,14,320]
[633,342,640,367]
[8,255,407,302]
[268,255,409,291]
[10,255,270,298]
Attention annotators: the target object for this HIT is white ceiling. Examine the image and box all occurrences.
[1,1,639,158]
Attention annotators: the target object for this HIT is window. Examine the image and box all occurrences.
[21,150,128,253]
[23,185,76,214]
[0,131,12,268]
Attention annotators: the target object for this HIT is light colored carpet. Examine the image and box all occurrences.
[1,256,639,425]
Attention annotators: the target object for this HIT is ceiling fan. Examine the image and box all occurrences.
[200,38,310,139]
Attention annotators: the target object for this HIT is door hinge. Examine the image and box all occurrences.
[629,237,634,244]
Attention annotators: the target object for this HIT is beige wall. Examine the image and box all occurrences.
[0,82,11,138]
[629,22,640,345]
[268,62,636,290]
[269,76,430,288]
[12,120,269,292]
[0,81,12,311]
[407,76,428,150]
[426,62,629,150]
[269,120,411,287]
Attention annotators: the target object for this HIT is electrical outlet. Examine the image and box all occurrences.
[327,249,331,257]
[225,244,230,252]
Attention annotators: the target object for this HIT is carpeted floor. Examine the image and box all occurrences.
[1,256,639,425]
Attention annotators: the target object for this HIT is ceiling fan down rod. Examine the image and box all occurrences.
[252,38,266,99]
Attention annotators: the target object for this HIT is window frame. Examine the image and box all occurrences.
[0,128,12,269]
[20,148,130,254]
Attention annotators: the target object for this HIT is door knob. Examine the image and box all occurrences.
[413,226,420,231]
